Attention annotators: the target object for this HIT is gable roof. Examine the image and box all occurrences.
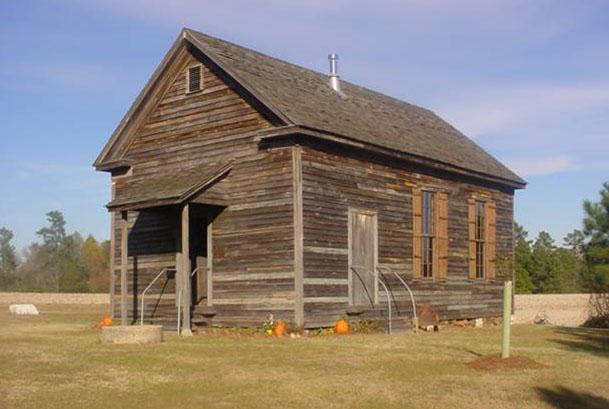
[107,162,231,211]
[96,28,525,188]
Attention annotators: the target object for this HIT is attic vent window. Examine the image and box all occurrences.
[187,65,202,93]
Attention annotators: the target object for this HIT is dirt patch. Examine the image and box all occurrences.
[467,353,546,371]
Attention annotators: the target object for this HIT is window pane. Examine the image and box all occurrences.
[420,191,435,278]
[476,242,485,278]
[422,192,435,236]
[422,237,434,277]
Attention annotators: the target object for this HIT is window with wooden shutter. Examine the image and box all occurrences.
[435,192,449,279]
[412,189,422,278]
[187,65,203,93]
[468,198,496,280]
[485,202,497,280]
[413,189,447,279]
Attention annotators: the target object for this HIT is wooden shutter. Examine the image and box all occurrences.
[485,202,497,280]
[435,192,449,279]
[412,189,422,278]
[467,198,477,279]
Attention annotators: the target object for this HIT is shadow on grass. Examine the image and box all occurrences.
[536,386,609,409]
[550,327,609,357]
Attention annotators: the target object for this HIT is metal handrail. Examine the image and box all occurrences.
[351,266,392,335]
[377,266,418,331]
[140,267,176,325]
[190,267,202,278]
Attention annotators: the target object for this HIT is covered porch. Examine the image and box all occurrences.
[107,162,231,334]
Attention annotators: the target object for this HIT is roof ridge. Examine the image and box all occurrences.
[185,28,432,115]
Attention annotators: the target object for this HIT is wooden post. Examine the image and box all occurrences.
[120,211,128,326]
[180,204,192,336]
[109,180,116,319]
[292,146,304,327]
[206,221,213,306]
[501,280,512,359]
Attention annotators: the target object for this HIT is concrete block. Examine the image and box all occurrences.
[101,325,163,344]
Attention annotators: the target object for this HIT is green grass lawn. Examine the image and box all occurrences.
[1,304,608,409]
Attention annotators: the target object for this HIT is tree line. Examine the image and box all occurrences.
[0,181,607,295]
[515,181,608,295]
[0,211,109,293]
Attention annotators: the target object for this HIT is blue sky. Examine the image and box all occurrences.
[1,0,608,250]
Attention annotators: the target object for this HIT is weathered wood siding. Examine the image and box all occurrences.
[111,50,295,328]
[300,144,514,327]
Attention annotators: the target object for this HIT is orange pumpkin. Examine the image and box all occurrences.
[273,320,286,337]
[101,316,113,327]
[334,319,349,334]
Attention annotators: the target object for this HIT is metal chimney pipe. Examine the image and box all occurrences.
[328,53,340,93]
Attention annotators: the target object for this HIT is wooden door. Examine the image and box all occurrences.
[349,210,378,306]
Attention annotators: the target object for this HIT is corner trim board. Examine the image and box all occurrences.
[293,145,304,326]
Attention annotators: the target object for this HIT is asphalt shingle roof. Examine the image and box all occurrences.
[108,161,230,210]
[187,29,524,186]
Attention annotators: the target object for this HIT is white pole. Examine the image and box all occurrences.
[501,280,512,359]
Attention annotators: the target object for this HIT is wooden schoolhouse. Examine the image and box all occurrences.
[95,28,525,333]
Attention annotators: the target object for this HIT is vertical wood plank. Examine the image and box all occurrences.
[109,178,116,318]
[180,204,191,334]
[293,145,304,326]
[120,211,128,326]
[436,192,449,279]
[412,189,422,278]
[206,221,213,306]
[175,251,182,306]
[347,208,353,305]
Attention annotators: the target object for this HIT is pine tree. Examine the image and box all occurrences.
[0,228,18,290]
[514,223,533,293]
[582,181,609,291]
[19,211,90,292]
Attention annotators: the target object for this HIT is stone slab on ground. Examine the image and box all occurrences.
[101,325,163,344]
[9,304,39,315]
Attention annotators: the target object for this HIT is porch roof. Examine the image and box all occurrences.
[107,162,232,211]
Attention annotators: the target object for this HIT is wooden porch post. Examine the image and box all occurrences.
[120,211,128,326]
[109,181,116,319]
[180,204,192,336]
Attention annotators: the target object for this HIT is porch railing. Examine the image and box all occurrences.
[377,266,418,331]
[140,267,176,325]
[351,266,392,335]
